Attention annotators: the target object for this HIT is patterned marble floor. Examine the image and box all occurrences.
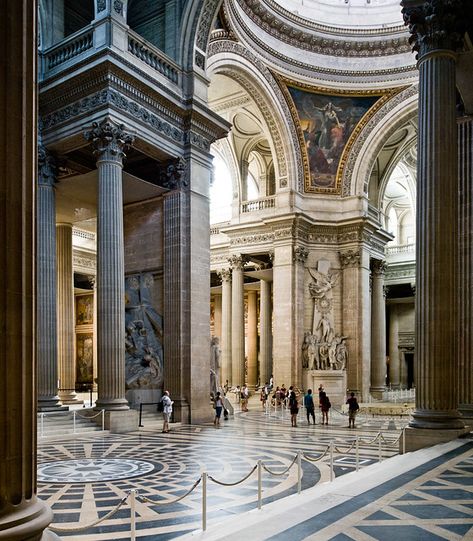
[38,406,403,540]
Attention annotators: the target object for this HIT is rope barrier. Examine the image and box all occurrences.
[75,409,104,420]
[138,477,202,505]
[262,453,298,476]
[302,445,330,462]
[208,465,257,486]
[333,439,357,454]
[49,493,129,533]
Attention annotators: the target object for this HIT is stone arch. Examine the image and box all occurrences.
[343,85,418,198]
[206,41,302,193]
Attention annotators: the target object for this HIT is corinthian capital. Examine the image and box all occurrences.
[84,118,134,162]
[38,145,56,187]
[401,0,467,58]
[339,249,361,269]
[228,254,245,271]
[217,269,232,283]
[371,259,387,277]
[293,246,308,264]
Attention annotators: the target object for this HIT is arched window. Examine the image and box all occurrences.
[210,153,232,224]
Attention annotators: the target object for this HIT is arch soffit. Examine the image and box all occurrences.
[213,137,241,202]
[345,85,418,198]
[207,43,301,192]
[377,148,416,212]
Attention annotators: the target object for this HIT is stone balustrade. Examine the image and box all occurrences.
[128,32,179,84]
[44,27,94,70]
[241,196,276,213]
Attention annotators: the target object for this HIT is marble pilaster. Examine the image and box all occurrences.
[402,0,466,446]
[218,269,232,387]
[230,255,245,386]
[389,305,401,388]
[0,1,55,537]
[57,223,80,404]
[247,290,258,388]
[37,147,63,411]
[340,249,371,401]
[370,260,387,398]
[458,117,473,421]
[85,119,133,412]
[259,279,272,387]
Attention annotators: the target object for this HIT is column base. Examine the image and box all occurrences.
[38,396,68,412]
[58,391,83,406]
[402,425,471,453]
[369,387,385,400]
[459,404,473,424]
[0,498,53,541]
[41,530,61,541]
[96,410,138,433]
[95,398,129,411]
[409,408,465,430]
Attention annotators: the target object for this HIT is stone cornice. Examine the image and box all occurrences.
[238,0,411,58]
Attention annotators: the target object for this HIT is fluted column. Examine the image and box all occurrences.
[37,147,62,410]
[57,223,80,404]
[370,260,387,398]
[247,290,258,387]
[218,269,232,386]
[389,304,401,388]
[213,293,222,340]
[402,0,465,438]
[458,117,473,420]
[259,279,272,386]
[230,255,245,385]
[0,1,55,537]
[85,119,133,411]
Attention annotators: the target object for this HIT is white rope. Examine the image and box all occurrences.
[138,477,202,505]
[208,465,257,486]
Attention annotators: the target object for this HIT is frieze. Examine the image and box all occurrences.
[230,232,274,246]
[238,0,410,58]
[41,89,185,144]
[208,41,302,191]
[73,251,96,272]
[196,0,222,51]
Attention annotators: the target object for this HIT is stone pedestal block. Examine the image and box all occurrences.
[102,410,139,433]
[402,426,471,454]
[306,370,347,408]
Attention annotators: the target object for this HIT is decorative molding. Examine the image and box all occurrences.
[73,250,96,272]
[339,249,361,268]
[238,0,410,58]
[195,0,221,62]
[159,158,188,190]
[228,254,245,270]
[293,246,308,264]
[217,268,232,282]
[113,0,123,15]
[96,0,106,13]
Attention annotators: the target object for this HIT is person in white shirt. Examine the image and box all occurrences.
[161,390,173,433]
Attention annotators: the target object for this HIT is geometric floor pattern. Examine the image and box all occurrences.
[38,406,404,540]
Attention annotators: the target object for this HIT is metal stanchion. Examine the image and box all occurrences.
[40,413,44,438]
[257,460,262,510]
[202,472,207,531]
[330,441,334,482]
[402,426,406,455]
[130,489,136,541]
[102,409,105,432]
[378,436,382,462]
[355,436,359,472]
[297,450,302,494]
[73,411,76,434]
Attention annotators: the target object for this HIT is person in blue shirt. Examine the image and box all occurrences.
[304,388,316,425]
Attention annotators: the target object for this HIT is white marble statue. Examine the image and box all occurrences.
[210,336,221,395]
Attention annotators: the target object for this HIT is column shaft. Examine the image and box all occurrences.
[0,1,54,537]
[247,290,258,387]
[389,305,400,388]
[230,256,245,385]
[411,50,463,429]
[219,270,232,386]
[37,150,62,410]
[259,279,272,386]
[370,260,387,397]
[213,294,222,340]
[57,223,78,403]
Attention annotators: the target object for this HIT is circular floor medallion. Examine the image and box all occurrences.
[38,458,158,483]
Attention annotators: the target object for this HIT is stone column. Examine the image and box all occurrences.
[458,117,473,421]
[57,223,80,404]
[340,248,371,401]
[259,279,273,386]
[370,260,387,398]
[230,255,245,386]
[218,269,232,386]
[0,1,55,538]
[293,246,308,389]
[85,119,133,413]
[402,0,465,449]
[247,289,258,387]
[213,293,222,340]
[37,147,63,410]
[389,304,401,388]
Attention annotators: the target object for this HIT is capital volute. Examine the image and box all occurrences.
[84,118,134,163]
[401,0,467,59]
[339,249,361,269]
[229,254,245,271]
[38,145,57,187]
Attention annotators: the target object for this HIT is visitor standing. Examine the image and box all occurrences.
[161,390,173,433]
[304,388,316,425]
[289,390,299,427]
[319,391,331,425]
[241,384,249,411]
[346,392,359,428]
[213,391,224,427]
[260,386,268,410]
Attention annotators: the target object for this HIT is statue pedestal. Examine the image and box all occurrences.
[305,370,347,407]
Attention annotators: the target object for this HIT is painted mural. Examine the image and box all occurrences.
[124,273,164,391]
[76,333,93,384]
[286,85,381,192]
